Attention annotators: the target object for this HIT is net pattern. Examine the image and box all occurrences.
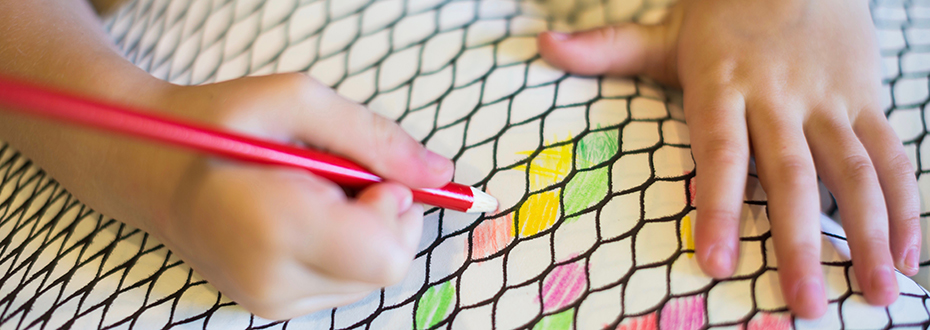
[1,0,929,329]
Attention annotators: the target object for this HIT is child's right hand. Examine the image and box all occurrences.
[0,0,454,319]
[109,74,454,320]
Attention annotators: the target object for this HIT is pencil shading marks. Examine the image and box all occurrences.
[518,189,562,237]
[680,215,695,257]
[659,295,705,330]
[748,312,792,330]
[532,308,574,330]
[541,259,587,312]
[563,166,609,216]
[615,312,657,330]
[575,129,619,170]
[415,280,456,330]
[515,143,574,192]
[471,212,514,259]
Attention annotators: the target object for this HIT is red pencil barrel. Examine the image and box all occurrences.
[0,76,480,211]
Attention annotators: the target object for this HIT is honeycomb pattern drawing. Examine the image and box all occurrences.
[1,0,930,329]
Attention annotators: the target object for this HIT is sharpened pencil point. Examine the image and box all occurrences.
[467,187,498,213]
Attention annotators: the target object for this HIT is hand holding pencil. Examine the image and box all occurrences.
[0,73,487,319]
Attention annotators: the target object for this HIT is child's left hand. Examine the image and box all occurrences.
[537,0,920,319]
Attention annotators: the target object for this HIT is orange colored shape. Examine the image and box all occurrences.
[616,312,657,330]
[681,215,694,258]
[518,189,562,237]
[471,213,515,259]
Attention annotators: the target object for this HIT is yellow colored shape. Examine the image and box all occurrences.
[681,215,694,258]
[513,144,574,191]
[518,189,562,237]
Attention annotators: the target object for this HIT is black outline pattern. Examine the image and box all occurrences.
[1,0,930,329]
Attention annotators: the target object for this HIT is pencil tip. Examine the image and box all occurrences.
[467,187,499,213]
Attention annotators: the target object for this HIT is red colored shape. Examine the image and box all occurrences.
[471,213,514,259]
[660,295,705,330]
[616,313,657,330]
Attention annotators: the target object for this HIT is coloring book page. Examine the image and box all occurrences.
[2,0,930,329]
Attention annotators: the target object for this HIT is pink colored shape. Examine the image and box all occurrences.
[616,313,657,330]
[471,213,514,259]
[748,313,792,330]
[541,259,587,312]
[659,295,705,330]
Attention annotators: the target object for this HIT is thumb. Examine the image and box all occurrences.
[536,23,678,86]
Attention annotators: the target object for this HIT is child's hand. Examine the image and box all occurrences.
[2,73,452,319]
[0,0,454,320]
[130,74,453,319]
[538,0,919,319]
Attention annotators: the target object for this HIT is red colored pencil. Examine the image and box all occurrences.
[0,76,497,213]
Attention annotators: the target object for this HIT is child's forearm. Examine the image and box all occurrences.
[0,0,179,234]
[0,0,167,105]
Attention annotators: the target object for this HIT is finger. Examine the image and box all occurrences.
[198,168,385,319]
[251,291,372,320]
[354,182,423,254]
[536,23,678,85]
[807,113,898,306]
[292,291,372,316]
[287,75,453,188]
[684,87,749,279]
[356,182,414,218]
[854,110,921,276]
[304,182,422,286]
[747,104,826,319]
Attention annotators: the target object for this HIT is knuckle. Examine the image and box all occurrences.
[279,72,318,90]
[366,113,407,156]
[893,213,922,234]
[697,207,742,224]
[770,155,814,182]
[375,259,411,287]
[886,151,917,180]
[233,274,286,315]
[774,239,820,265]
[859,231,891,249]
[840,154,877,183]
[697,137,749,167]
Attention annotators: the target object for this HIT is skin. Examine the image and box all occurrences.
[0,0,453,320]
[537,0,921,319]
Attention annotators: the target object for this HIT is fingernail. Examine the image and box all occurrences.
[424,149,451,175]
[546,31,571,41]
[871,266,896,295]
[905,247,919,273]
[385,184,413,213]
[703,244,733,277]
[794,277,825,313]
[398,189,413,213]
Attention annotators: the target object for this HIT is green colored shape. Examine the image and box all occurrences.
[563,167,609,216]
[415,280,456,330]
[575,130,619,169]
[532,309,575,330]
